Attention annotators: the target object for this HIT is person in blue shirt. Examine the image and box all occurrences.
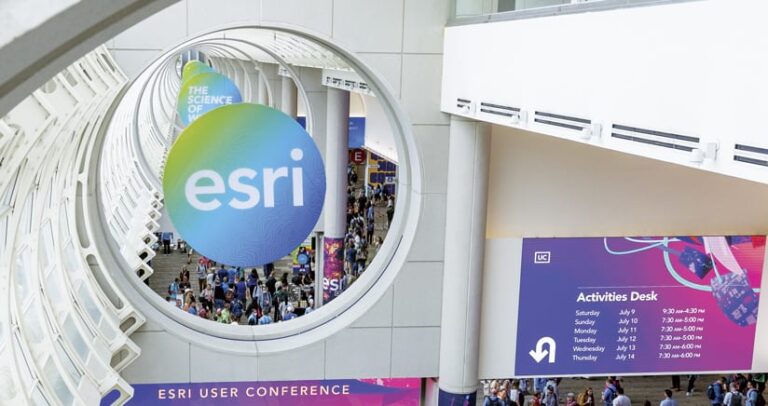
[345,243,356,271]
[283,305,297,321]
[227,267,237,284]
[258,313,272,325]
[217,266,227,283]
[246,269,259,296]
[168,278,180,297]
[221,276,230,292]
[711,378,725,406]
[234,277,247,303]
[602,379,617,406]
[247,308,259,325]
[746,381,760,406]
[661,389,679,406]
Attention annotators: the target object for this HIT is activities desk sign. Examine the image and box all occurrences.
[515,236,766,376]
[118,378,420,405]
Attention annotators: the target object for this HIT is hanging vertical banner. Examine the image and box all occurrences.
[177,61,242,126]
[323,237,345,303]
[514,235,766,377]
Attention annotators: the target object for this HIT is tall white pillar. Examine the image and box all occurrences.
[321,87,350,304]
[257,71,269,105]
[323,87,349,238]
[438,116,491,404]
[281,76,298,118]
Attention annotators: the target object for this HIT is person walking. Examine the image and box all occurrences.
[612,387,631,406]
[578,387,596,406]
[709,378,726,406]
[671,377,681,392]
[746,381,761,406]
[603,379,618,406]
[543,386,558,406]
[723,383,744,406]
[686,375,698,397]
[661,389,679,406]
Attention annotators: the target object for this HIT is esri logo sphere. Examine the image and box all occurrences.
[162,103,326,266]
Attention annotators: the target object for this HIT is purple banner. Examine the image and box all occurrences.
[121,378,420,405]
[515,236,765,376]
[322,237,345,303]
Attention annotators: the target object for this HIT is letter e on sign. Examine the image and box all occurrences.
[349,149,366,165]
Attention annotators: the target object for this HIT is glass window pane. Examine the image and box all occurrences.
[0,367,18,401]
[39,221,54,271]
[77,285,103,326]
[62,242,79,274]
[43,359,74,406]
[62,317,89,361]
[58,203,71,242]
[31,386,51,406]
[21,303,44,346]
[56,341,82,384]
[13,334,35,390]
[14,247,32,302]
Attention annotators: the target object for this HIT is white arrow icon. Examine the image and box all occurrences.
[529,337,556,364]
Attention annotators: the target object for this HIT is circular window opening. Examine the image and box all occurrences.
[97,25,419,343]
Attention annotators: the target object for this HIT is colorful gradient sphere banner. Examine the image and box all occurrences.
[163,103,325,267]
[177,66,242,126]
[515,235,765,376]
[182,60,213,81]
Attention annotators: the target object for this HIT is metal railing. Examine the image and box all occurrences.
[450,0,703,25]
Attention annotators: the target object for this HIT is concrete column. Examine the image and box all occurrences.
[257,71,269,105]
[438,115,491,404]
[245,66,260,103]
[321,87,350,304]
[281,76,298,118]
[323,87,350,238]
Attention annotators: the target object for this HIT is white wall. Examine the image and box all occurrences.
[442,0,768,185]
[109,0,451,384]
[362,94,399,163]
[487,126,768,238]
[479,124,768,378]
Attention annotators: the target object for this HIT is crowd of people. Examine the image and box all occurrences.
[700,374,766,406]
[165,257,316,325]
[338,164,394,288]
[155,162,396,326]
[481,374,767,406]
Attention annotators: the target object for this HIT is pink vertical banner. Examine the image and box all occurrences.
[323,237,345,303]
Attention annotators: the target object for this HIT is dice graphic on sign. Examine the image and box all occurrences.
[534,251,551,264]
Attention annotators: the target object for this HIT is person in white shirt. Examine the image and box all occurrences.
[660,389,679,406]
[723,383,744,406]
[612,387,631,406]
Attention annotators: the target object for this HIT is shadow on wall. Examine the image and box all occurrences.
[486,125,768,238]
